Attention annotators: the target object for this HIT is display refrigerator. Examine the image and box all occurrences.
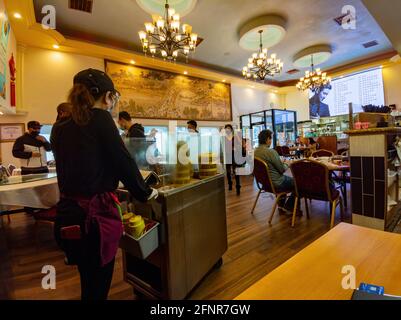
[240,109,297,148]
[117,134,228,300]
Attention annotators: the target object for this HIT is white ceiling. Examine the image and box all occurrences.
[33,0,394,82]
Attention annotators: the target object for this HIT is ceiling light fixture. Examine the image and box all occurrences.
[138,0,199,62]
[296,54,331,93]
[13,13,22,19]
[184,71,188,75]
[242,30,283,81]
[130,60,136,64]
[53,44,60,49]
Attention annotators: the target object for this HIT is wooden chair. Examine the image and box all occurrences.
[275,146,283,156]
[311,149,334,158]
[281,146,295,159]
[252,157,292,225]
[290,159,344,229]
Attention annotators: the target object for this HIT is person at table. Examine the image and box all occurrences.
[294,136,303,159]
[51,68,158,301]
[254,130,300,214]
[306,138,318,158]
[12,121,52,175]
[118,111,146,138]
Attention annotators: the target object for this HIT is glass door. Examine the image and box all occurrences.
[250,112,266,148]
[273,110,297,146]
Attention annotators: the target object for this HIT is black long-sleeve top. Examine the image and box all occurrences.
[12,133,52,159]
[50,109,152,202]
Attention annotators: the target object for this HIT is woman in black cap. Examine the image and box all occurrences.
[51,69,157,300]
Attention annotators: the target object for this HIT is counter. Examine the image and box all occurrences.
[119,173,228,300]
[346,127,401,231]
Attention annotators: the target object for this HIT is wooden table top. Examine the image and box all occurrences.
[236,223,401,300]
[285,159,350,172]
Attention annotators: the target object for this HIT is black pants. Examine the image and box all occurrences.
[55,198,115,301]
[78,258,115,301]
[226,164,241,191]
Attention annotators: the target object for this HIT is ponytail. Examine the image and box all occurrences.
[68,84,96,126]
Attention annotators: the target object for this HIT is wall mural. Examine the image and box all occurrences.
[106,61,232,121]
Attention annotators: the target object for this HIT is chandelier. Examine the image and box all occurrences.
[138,0,199,61]
[242,30,283,81]
[296,55,331,92]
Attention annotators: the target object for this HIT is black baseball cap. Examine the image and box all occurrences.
[73,69,118,96]
[28,121,42,129]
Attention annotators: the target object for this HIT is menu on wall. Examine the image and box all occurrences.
[309,68,385,118]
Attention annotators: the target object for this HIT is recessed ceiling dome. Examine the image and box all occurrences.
[239,15,287,51]
[293,45,333,68]
[135,0,197,17]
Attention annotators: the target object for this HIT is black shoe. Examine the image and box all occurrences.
[228,185,233,191]
[236,188,241,196]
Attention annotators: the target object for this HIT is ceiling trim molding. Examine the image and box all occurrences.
[276,49,399,88]
[5,0,276,90]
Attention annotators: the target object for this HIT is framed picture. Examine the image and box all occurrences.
[105,60,232,122]
[0,123,25,142]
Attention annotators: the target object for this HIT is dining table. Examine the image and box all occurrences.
[236,223,401,300]
[0,173,59,218]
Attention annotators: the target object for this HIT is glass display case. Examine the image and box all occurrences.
[120,133,228,299]
[240,109,297,148]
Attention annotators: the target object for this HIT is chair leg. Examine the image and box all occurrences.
[339,197,345,221]
[269,194,282,225]
[35,221,40,251]
[330,201,337,229]
[251,190,262,215]
[7,215,11,223]
[291,197,299,227]
[304,198,310,219]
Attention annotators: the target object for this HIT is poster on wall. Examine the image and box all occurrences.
[106,61,232,121]
[0,123,25,142]
[309,68,385,119]
[0,11,10,106]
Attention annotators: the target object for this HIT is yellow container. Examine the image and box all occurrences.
[128,216,146,239]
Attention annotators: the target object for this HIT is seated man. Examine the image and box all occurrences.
[254,130,300,214]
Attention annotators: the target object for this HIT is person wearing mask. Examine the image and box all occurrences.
[56,102,73,122]
[12,121,52,175]
[118,111,145,138]
[254,130,301,214]
[51,68,158,300]
[187,120,199,133]
[223,124,244,196]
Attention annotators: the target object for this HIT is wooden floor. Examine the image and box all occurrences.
[0,176,352,300]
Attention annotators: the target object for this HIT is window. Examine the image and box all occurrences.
[199,127,221,155]
[40,125,54,162]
